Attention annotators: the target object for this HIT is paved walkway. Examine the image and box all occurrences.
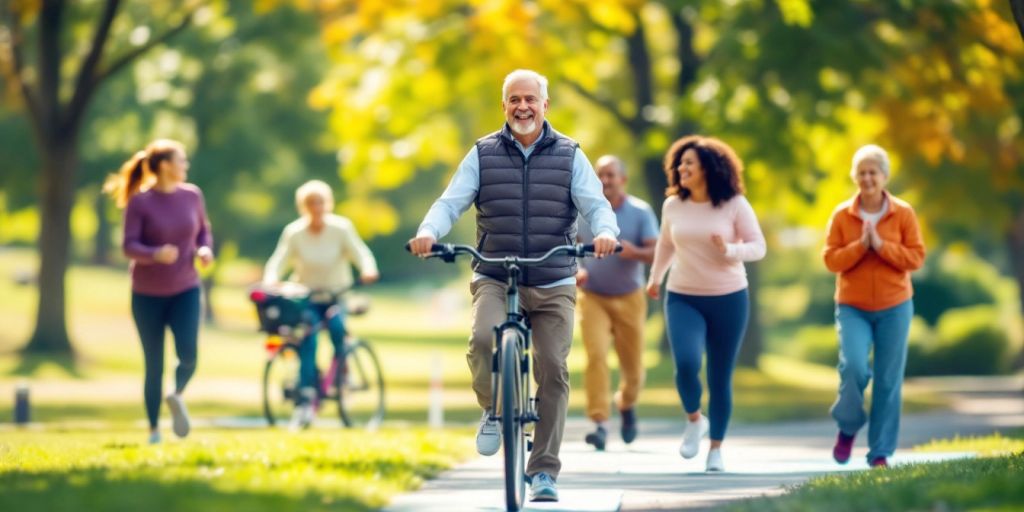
[385,376,1024,511]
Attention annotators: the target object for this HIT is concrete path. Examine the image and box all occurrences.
[384,376,1023,512]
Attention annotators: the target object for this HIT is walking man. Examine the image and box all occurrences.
[577,155,659,450]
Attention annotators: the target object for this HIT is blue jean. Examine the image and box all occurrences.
[297,302,346,397]
[830,300,913,461]
[665,289,749,441]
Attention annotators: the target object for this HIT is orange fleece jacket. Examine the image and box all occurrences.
[822,192,926,311]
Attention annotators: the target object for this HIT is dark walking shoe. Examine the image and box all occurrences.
[832,431,855,464]
[870,456,888,468]
[620,408,638,444]
[584,425,607,451]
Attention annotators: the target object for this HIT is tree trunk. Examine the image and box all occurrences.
[641,154,673,356]
[1007,206,1024,370]
[738,261,763,367]
[1010,0,1024,42]
[25,142,77,354]
[92,190,112,265]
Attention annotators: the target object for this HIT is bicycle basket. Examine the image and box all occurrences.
[249,284,312,334]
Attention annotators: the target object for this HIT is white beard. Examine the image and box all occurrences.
[510,119,536,135]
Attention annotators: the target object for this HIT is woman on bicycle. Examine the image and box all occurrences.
[263,179,379,428]
[106,139,214,444]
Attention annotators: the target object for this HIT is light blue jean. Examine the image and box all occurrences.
[297,302,346,399]
[830,299,913,461]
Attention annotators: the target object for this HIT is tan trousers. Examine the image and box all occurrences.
[469,279,576,479]
[579,288,647,422]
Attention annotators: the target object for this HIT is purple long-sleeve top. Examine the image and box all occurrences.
[122,183,213,296]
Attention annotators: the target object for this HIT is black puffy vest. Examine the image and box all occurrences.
[474,122,578,286]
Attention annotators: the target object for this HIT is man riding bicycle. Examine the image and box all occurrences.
[408,69,618,502]
[264,179,379,429]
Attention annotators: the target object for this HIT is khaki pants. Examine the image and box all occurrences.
[579,288,647,422]
[469,279,576,479]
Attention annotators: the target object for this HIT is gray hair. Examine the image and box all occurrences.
[295,179,335,215]
[850,144,891,178]
[502,69,549,102]
[595,154,627,177]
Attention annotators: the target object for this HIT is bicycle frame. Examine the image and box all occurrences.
[488,260,538,432]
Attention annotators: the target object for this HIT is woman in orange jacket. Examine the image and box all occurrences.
[822,144,925,468]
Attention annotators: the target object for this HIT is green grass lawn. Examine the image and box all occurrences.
[0,427,474,512]
[729,431,1024,511]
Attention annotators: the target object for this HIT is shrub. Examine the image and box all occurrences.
[912,251,1002,326]
[929,306,1010,375]
[788,324,838,366]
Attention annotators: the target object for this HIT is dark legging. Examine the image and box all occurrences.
[665,289,749,441]
[132,286,200,429]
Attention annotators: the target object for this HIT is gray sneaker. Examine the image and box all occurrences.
[165,394,190,438]
[476,410,501,456]
[148,431,161,445]
[529,472,558,502]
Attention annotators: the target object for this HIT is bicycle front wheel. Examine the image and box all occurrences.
[500,329,526,511]
[336,338,385,429]
[262,344,300,427]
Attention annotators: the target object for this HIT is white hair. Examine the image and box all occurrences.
[850,144,891,178]
[295,179,335,215]
[502,69,549,102]
[595,154,627,177]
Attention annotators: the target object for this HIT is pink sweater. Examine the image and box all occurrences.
[649,195,766,296]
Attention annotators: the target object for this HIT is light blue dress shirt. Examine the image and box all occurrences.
[417,128,619,288]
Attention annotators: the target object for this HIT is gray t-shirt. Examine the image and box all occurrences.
[578,195,659,296]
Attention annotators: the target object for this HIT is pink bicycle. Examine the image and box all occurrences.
[250,285,385,428]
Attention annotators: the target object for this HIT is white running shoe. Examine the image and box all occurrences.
[476,410,501,456]
[679,414,709,459]
[165,394,191,438]
[706,447,724,472]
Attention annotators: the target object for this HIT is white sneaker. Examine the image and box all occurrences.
[290,388,317,430]
[165,394,190,438]
[529,472,559,502]
[476,410,501,456]
[679,414,709,459]
[706,448,724,472]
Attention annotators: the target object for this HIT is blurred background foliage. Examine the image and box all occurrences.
[1,0,1022,375]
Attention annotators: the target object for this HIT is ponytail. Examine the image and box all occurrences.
[104,139,185,208]
[104,151,152,208]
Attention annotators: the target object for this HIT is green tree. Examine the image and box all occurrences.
[0,0,196,354]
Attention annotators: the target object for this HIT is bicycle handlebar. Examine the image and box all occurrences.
[404,241,622,265]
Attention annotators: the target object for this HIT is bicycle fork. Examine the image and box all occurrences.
[489,326,539,436]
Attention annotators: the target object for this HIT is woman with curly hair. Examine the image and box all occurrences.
[646,135,766,472]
